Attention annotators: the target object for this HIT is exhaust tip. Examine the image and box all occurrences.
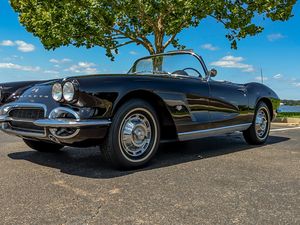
[48,134,60,144]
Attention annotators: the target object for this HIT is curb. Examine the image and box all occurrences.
[274,117,300,124]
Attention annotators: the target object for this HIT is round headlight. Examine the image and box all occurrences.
[52,83,62,101]
[63,82,75,102]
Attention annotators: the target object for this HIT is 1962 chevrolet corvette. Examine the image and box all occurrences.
[0,51,280,169]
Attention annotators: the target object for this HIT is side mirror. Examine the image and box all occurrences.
[209,69,217,77]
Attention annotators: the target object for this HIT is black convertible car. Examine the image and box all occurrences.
[0,51,280,168]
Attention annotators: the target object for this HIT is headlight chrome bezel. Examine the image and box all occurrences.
[52,80,78,103]
[52,83,63,102]
[63,81,76,102]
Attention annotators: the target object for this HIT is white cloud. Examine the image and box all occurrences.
[49,58,71,64]
[44,70,59,74]
[129,51,139,55]
[49,59,59,63]
[0,63,40,72]
[267,33,285,42]
[293,82,300,87]
[78,62,95,68]
[65,62,97,74]
[255,76,269,82]
[2,55,24,62]
[0,40,35,52]
[83,67,97,73]
[201,43,219,51]
[0,40,15,46]
[243,67,255,72]
[273,74,283,79]
[211,55,254,72]
[15,40,35,52]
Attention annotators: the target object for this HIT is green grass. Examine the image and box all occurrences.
[277,112,300,118]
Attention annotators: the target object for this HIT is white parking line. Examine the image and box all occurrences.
[271,127,300,132]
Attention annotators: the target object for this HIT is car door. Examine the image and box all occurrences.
[185,78,211,128]
[208,80,251,129]
[167,64,211,135]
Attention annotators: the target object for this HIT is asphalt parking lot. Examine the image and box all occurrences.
[0,123,299,225]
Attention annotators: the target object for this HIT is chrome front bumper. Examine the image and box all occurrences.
[0,115,111,128]
[34,118,111,128]
[0,103,111,141]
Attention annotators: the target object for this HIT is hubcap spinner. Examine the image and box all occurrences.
[121,113,152,157]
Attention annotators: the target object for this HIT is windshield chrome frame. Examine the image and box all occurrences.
[128,50,209,80]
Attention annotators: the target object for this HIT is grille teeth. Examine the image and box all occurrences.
[9,108,44,120]
[8,108,45,134]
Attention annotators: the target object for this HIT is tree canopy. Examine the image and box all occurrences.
[10,0,296,59]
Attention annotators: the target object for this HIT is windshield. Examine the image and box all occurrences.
[129,53,206,78]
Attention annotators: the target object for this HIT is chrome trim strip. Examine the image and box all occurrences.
[0,115,8,122]
[49,107,80,120]
[0,116,36,123]
[178,123,252,141]
[1,127,46,138]
[34,118,111,128]
[48,107,81,139]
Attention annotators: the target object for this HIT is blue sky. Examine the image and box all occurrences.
[0,1,299,99]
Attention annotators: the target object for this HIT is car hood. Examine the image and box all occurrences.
[0,80,53,105]
[7,80,60,115]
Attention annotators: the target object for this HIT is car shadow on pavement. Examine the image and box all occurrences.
[8,134,289,179]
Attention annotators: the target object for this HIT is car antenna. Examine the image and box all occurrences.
[260,68,264,84]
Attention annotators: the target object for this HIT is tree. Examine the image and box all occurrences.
[10,0,296,59]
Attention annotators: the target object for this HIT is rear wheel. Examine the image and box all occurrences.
[23,139,64,152]
[100,99,160,169]
[243,102,271,145]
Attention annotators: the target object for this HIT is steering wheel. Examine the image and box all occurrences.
[182,67,202,78]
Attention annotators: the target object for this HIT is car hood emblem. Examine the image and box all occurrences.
[31,88,39,93]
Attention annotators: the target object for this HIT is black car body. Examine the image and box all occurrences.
[0,80,48,106]
[0,51,280,168]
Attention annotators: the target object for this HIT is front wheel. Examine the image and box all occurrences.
[243,102,271,145]
[23,139,64,152]
[100,99,160,169]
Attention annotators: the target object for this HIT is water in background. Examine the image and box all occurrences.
[278,105,300,112]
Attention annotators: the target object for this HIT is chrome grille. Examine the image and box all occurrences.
[7,107,45,135]
[9,108,44,120]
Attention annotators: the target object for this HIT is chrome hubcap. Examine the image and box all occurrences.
[121,113,152,157]
[255,108,268,138]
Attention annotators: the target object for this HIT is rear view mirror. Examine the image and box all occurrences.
[209,69,217,77]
